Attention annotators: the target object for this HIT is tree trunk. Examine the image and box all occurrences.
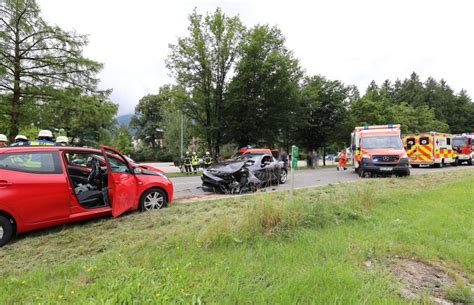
[9,26,22,140]
[322,146,326,166]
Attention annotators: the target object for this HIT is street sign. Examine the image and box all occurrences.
[289,145,298,201]
[291,145,298,169]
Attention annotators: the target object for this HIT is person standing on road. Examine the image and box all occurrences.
[280,150,288,168]
[191,151,199,174]
[0,134,8,147]
[203,151,212,168]
[184,152,192,175]
[337,147,348,171]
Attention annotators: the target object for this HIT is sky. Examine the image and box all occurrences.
[38,0,474,116]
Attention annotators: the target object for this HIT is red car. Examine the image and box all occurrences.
[0,145,173,246]
[230,147,280,160]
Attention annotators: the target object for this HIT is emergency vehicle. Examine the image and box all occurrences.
[350,124,410,177]
[403,132,457,168]
[452,134,474,165]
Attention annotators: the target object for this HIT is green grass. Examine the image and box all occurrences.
[166,170,203,178]
[0,169,473,304]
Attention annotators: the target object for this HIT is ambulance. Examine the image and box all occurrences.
[452,134,474,165]
[403,132,457,168]
[351,124,410,177]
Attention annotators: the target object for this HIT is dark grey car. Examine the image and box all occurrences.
[201,153,287,194]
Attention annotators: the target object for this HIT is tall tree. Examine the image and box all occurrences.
[0,0,104,139]
[226,24,302,149]
[130,94,166,149]
[297,76,352,153]
[166,8,244,156]
[131,85,190,153]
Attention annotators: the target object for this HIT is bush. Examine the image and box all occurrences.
[130,147,176,162]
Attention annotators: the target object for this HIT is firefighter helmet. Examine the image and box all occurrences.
[56,136,69,143]
[38,130,53,138]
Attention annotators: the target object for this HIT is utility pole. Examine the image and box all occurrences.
[180,110,184,160]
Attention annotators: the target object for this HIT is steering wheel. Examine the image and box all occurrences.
[87,161,101,183]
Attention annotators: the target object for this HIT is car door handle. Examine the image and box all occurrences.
[0,180,12,187]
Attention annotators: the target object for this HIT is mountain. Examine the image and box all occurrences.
[116,113,133,126]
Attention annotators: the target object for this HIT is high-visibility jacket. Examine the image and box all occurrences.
[204,156,212,165]
[191,155,199,166]
[184,156,192,166]
[29,140,55,146]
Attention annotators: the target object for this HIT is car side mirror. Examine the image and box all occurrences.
[133,167,143,174]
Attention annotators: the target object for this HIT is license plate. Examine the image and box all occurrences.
[380,167,392,172]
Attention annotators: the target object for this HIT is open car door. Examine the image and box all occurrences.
[100,145,137,217]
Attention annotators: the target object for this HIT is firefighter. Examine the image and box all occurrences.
[184,151,192,175]
[191,151,199,174]
[337,147,348,171]
[55,136,69,146]
[11,135,29,146]
[0,134,8,147]
[203,151,212,168]
[30,130,55,146]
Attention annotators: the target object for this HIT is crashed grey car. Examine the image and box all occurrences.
[201,153,288,194]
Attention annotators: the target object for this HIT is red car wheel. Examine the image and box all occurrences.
[139,188,167,211]
[0,215,14,247]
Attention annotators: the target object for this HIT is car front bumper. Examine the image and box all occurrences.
[360,159,410,175]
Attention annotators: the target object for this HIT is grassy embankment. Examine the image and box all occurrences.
[0,169,473,304]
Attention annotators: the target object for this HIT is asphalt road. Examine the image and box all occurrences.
[170,165,473,201]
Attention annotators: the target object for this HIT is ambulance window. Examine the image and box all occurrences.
[446,138,451,145]
[406,138,415,149]
[420,137,429,145]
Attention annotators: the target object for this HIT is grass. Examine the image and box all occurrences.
[166,170,203,178]
[0,169,473,304]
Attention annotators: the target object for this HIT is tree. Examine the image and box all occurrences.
[225,25,302,149]
[131,85,192,158]
[130,94,166,149]
[114,125,133,155]
[350,80,449,134]
[297,76,352,154]
[166,8,245,156]
[0,0,104,139]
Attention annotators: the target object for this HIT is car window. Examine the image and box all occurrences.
[419,137,429,145]
[0,152,62,174]
[261,155,273,164]
[108,156,130,173]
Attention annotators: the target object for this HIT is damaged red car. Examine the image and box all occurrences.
[0,145,173,246]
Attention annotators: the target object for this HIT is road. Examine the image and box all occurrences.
[170,165,473,201]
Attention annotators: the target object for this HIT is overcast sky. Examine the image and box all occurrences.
[38,0,474,115]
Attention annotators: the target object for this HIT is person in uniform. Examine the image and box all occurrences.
[0,134,8,147]
[30,130,55,146]
[203,151,212,168]
[191,151,199,174]
[337,147,348,171]
[11,135,29,146]
[55,136,69,146]
[184,152,192,175]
